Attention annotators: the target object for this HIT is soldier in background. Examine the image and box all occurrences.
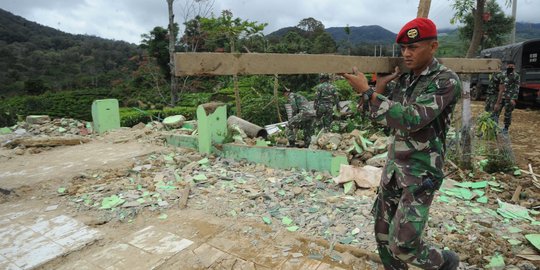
[493,61,520,132]
[485,71,503,112]
[313,73,340,131]
[343,17,461,270]
[284,89,315,147]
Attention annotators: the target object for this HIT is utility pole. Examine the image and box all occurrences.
[511,0,517,44]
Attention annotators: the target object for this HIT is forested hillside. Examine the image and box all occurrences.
[326,25,395,44]
[0,9,141,97]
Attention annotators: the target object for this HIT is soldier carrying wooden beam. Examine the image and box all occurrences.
[342,17,460,270]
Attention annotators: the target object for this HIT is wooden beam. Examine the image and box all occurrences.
[174,53,501,76]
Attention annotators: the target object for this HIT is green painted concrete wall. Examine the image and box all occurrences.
[220,144,347,176]
[167,104,348,176]
[166,134,198,149]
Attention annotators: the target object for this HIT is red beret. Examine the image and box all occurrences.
[396,18,437,44]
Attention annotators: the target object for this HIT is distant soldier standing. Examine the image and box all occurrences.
[314,73,339,131]
[284,90,315,147]
[485,71,503,112]
[493,61,520,132]
[343,18,461,270]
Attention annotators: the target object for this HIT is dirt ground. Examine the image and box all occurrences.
[1,102,539,269]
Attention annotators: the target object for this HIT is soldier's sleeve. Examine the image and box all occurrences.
[512,74,521,100]
[313,86,320,108]
[289,95,298,114]
[368,73,461,132]
[333,86,340,108]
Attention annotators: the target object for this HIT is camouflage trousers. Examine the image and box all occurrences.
[484,93,498,113]
[286,111,315,146]
[372,175,445,269]
[492,99,515,128]
[315,107,333,131]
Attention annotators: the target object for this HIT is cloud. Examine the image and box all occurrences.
[1,0,539,44]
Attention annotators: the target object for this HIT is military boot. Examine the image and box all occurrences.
[439,250,459,270]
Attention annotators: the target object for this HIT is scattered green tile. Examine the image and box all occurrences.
[343,181,354,194]
[508,239,522,245]
[100,195,125,209]
[198,158,209,165]
[262,216,272,225]
[282,216,293,226]
[476,196,488,204]
[525,234,540,251]
[486,254,505,268]
[287,226,299,232]
[193,174,207,182]
[339,236,355,244]
[471,208,482,214]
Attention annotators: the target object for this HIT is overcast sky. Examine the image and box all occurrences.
[1,0,539,44]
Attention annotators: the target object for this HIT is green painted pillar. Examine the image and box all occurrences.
[91,99,120,134]
[196,104,228,154]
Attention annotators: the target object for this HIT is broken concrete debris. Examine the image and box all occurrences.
[2,110,539,268]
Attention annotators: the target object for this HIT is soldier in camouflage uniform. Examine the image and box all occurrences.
[314,74,340,131]
[284,90,316,147]
[485,71,504,112]
[493,61,520,132]
[343,18,460,270]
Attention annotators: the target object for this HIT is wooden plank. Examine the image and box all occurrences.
[174,53,501,76]
[5,136,90,148]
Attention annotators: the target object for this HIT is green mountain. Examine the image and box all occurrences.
[268,25,396,45]
[0,8,141,96]
[516,22,540,41]
[326,25,396,44]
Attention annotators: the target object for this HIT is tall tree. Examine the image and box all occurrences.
[344,24,351,55]
[200,10,266,117]
[311,32,337,54]
[297,17,325,38]
[167,0,178,106]
[458,0,513,50]
[178,0,215,52]
[452,0,511,58]
[140,26,171,79]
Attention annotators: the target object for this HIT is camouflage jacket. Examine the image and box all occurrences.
[314,82,339,111]
[288,92,313,115]
[501,71,520,100]
[486,72,503,95]
[368,59,462,187]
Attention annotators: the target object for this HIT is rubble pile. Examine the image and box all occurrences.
[62,148,204,221]
[310,130,388,167]
[10,117,93,137]
[58,147,540,268]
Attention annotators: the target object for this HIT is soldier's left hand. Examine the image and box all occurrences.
[375,66,401,93]
[511,100,516,106]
